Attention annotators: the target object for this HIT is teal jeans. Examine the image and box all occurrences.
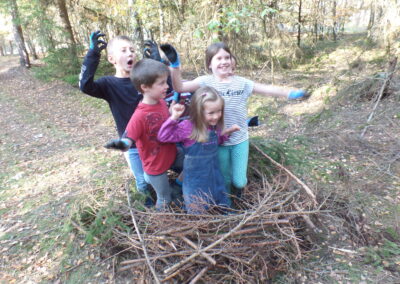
[218,139,249,200]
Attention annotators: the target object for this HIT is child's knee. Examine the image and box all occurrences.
[232,177,247,189]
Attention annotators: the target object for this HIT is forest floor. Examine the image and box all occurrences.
[1,34,400,283]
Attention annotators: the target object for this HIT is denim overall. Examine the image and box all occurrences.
[183,128,229,214]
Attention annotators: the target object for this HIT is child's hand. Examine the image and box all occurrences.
[143,40,162,62]
[170,102,185,120]
[247,116,259,127]
[104,139,130,152]
[160,44,180,68]
[288,89,308,100]
[89,31,107,53]
[222,124,240,136]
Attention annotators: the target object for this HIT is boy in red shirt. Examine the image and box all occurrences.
[105,59,183,210]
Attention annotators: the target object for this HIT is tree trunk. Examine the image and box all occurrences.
[297,0,302,47]
[128,0,144,46]
[9,0,30,67]
[158,0,165,38]
[313,22,318,43]
[332,0,337,41]
[367,2,375,37]
[55,0,79,68]
[9,41,13,55]
[55,0,77,53]
[38,0,56,52]
[26,36,38,60]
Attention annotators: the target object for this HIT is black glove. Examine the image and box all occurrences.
[143,40,162,61]
[247,116,259,127]
[104,139,130,151]
[160,44,180,67]
[89,31,107,53]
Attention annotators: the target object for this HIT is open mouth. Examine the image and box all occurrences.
[127,59,134,67]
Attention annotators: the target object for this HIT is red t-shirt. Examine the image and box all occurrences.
[126,100,177,175]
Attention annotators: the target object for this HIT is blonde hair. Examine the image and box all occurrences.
[106,35,132,56]
[189,86,224,143]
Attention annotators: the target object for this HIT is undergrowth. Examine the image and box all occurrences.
[32,47,114,87]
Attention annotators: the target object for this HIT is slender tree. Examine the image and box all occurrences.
[55,0,77,59]
[9,0,30,67]
[297,0,302,46]
[332,0,337,41]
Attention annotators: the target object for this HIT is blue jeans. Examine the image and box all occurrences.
[144,147,184,210]
[124,148,148,193]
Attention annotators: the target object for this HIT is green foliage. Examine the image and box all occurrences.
[362,240,400,269]
[76,205,130,244]
[306,108,333,124]
[249,136,311,177]
[260,7,278,18]
[32,47,82,84]
[32,46,114,87]
[207,6,253,34]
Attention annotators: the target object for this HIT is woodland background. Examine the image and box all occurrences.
[1,0,400,283]
[1,0,400,75]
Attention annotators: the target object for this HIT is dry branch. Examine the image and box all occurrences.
[251,143,317,205]
[125,182,160,284]
[361,57,397,137]
[109,144,323,282]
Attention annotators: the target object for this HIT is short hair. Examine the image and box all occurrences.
[106,35,132,56]
[130,59,170,93]
[205,42,234,73]
[189,86,225,143]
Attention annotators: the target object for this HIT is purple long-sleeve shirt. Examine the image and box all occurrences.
[158,118,229,147]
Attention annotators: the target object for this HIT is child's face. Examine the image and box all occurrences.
[142,75,169,102]
[203,100,223,126]
[209,48,233,78]
[108,40,136,78]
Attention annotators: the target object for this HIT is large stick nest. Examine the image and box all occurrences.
[108,142,320,283]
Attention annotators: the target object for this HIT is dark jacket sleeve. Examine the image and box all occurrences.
[79,49,106,99]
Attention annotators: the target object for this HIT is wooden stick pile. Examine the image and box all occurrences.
[110,145,319,283]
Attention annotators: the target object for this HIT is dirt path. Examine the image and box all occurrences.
[0,56,123,282]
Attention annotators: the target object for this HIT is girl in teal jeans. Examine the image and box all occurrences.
[166,42,307,203]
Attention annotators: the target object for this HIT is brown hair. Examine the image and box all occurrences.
[205,42,235,73]
[106,35,132,56]
[189,86,225,143]
[130,59,170,93]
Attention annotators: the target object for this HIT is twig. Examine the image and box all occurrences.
[329,246,357,254]
[120,250,196,267]
[251,143,317,205]
[361,57,397,137]
[70,220,99,242]
[164,193,273,275]
[181,237,217,266]
[162,263,195,282]
[293,203,318,232]
[248,240,282,247]
[289,226,302,259]
[189,266,209,284]
[125,183,160,284]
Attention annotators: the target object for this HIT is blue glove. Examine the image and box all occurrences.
[172,91,180,102]
[288,89,307,100]
[89,31,107,53]
[160,44,180,68]
[143,40,162,61]
[104,139,130,151]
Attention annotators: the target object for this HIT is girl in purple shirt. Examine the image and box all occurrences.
[158,86,239,214]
